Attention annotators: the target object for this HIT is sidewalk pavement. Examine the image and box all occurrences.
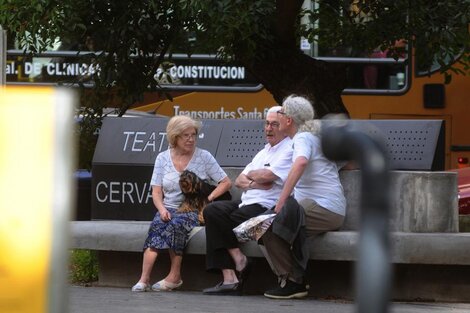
[69,285,470,313]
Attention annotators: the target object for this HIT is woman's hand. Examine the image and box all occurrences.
[209,176,232,200]
[152,186,170,221]
[159,209,172,222]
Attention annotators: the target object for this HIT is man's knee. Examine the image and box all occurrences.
[285,196,301,211]
[262,230,286,248]
[203,202,219,219]
[203,200,234,220]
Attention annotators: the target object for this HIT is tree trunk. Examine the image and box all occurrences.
[238,0,349,118]
[243,44,349,118]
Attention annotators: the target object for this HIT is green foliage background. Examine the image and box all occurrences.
[69,249,99,284]
[1,0,468,167]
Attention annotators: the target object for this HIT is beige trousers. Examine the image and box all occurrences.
[261,199,344,284]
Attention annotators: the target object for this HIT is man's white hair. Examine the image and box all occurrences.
[267,105,282,114]
[282,95,321,134]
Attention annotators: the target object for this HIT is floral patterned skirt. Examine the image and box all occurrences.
[143,208,199,255]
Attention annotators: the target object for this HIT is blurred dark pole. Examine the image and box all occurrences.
[0,26,6,85]
[322,118,391,313]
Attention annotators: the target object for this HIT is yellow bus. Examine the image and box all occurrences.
[6,49,470,170]
[128,52,469,170]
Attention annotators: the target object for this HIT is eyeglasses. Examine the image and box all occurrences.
[179,133,197,140]
[276,109,286,115]
[265,121,280,128]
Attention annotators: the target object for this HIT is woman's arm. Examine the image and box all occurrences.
[208,176,232,202]
[152,185,171,222]
[274,156,308,213]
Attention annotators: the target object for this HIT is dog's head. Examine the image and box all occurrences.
[179,170,203,196]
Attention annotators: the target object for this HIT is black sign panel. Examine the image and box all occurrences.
[92,165,155,220]
[6,51,262,90]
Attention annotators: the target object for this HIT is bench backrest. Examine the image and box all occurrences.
[91,117,445,220]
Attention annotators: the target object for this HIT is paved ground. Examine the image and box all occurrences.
[69,285,470,313]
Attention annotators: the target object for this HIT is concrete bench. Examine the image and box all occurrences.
[73,117,470,300]
[71,221,470,265]
[70,168,470,302]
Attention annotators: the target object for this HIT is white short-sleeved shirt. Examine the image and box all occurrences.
[150,147,227,210]
[240,137,293,209]
[292,132,346,216]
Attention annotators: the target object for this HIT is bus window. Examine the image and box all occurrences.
[415,39,465,77]
[300,0,409,94]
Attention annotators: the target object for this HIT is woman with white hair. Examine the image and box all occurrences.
[261,95,346,299]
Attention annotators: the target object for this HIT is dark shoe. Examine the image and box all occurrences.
[203,281,242,296]
[236,257,253,283]
[264,280,308,299]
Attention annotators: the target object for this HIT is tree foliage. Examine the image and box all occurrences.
[2,0,468,110]
[1,0,469,166]
[1,0,199,111]
[1,0,199,168]
[189,0,469,85]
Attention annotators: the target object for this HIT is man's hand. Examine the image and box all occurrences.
[256,181,274,190]
[274,199,285,213]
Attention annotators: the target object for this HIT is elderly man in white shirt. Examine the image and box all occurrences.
[202,106,293,296]
[262,95,346,300]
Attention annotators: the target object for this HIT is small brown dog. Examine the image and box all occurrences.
[177,170,231,224]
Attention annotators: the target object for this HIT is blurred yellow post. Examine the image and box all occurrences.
[0,86,76,313]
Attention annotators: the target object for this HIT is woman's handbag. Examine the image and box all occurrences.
[233,213,276,242]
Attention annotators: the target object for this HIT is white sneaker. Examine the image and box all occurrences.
[151,279,183,291]
[131,282,150,292]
